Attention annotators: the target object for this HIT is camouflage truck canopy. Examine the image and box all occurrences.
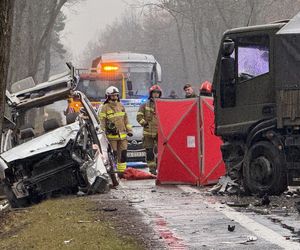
[275,12,300,127]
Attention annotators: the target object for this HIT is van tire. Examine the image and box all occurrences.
[3,183,30,208]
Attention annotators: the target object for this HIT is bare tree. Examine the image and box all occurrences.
[0,0,15,135]
[8,0,69,87]
[79,0,300,95]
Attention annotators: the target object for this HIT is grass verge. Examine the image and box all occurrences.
[0,196,141,250]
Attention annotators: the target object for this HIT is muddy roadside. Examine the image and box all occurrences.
[0,193,165,250]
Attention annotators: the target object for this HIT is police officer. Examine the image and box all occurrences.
[99,86,133,176]
[136,85,162,175]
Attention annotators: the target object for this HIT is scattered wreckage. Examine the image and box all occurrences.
[0,63,119,207]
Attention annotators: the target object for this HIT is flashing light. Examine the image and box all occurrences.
[141,97,147,103]
[102,65,119,72]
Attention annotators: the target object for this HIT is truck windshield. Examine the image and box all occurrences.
[128,71,151,97]
[76,79,122,101]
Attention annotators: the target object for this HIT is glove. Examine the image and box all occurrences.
[143,122,149,128]
[127,132,133,137]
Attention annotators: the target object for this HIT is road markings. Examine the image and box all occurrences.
[178,185,300,250]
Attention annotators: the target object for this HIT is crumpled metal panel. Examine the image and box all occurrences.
[0,122,79,163]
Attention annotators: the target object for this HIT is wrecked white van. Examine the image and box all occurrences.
[0,64,118,207]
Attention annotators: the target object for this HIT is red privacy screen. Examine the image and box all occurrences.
[156,97,225,186]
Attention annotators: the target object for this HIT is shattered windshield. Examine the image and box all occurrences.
[237,35,270,81]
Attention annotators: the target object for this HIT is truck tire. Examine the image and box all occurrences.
[243,141,287,195]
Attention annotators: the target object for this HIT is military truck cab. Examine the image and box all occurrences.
[213,16,300,195]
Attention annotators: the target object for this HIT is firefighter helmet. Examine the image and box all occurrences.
[105,86,119,96]
[149,84,162,98]
[200,81,212,96]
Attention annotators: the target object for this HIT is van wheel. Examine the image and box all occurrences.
[3,183,30,208]
[243,141,287,195]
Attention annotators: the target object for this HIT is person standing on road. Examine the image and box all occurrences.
[99,86,133,176]
[183,83,197,98]
[136,85,162,175]
[168,90,178,99]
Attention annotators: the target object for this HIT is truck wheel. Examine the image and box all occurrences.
[243,141,287,195]
[3,184,30,208]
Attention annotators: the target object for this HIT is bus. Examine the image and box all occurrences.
[68,52,162,112]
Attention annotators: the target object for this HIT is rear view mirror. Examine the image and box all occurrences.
[222,39,235,57]
[221,57,235,83]
[127,80,133,96]
[221,38,235,83]
[220,38,236,108]
[127,80,133,91]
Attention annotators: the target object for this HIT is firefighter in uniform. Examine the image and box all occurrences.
[99,86,133,176]
[136,85,162,175]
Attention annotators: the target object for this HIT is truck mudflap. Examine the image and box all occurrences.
[286,163,300,186]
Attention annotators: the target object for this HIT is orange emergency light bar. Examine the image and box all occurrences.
[102,65,119,72]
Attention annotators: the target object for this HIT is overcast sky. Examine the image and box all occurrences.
[61,0,134,58]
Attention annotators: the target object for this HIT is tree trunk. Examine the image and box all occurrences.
[43,39,52,82]
[29,0,67,79]
[174,17,189,83]
[0,0,15,134]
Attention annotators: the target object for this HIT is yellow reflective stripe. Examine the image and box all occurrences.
[107,134,119,139]
[137,112,144,115]
[145,106,154,111]
[117,162,127,172]
[107,133,127,139]
[107,112,125,119]
[119,133,127,139]
[99,113,107,118]
[107,110,114,114]
[126,124,132,129]
[143,131,157,136]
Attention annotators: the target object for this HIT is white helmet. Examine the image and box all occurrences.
[105,86,119,96]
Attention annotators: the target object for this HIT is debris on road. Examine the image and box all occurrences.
[209,176,241,195]
[244,235,258,243]
[261,194,271,206]
[226,201,249,207]
[222,235,258,245]
[102,207,118,212]
[0,200,9,212]
[227,225,235,232]
[128,199,145,204]
[63,239,73,244]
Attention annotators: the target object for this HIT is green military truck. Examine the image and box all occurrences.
[213,13,300,195]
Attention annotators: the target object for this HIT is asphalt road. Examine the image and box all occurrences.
[109,179,300,250]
